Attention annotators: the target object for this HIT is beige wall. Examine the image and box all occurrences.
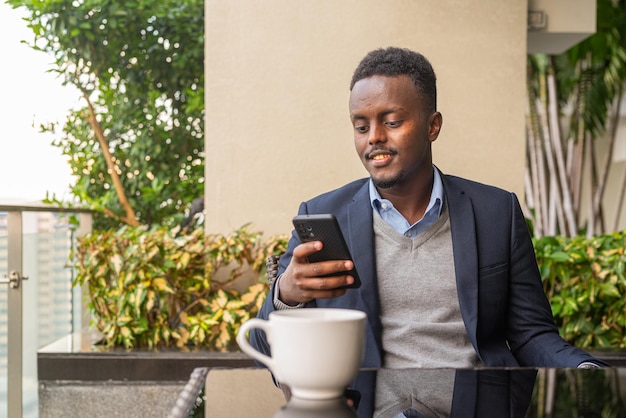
[205,0,528,236]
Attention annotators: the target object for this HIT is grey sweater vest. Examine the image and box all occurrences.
[374,207,480,368]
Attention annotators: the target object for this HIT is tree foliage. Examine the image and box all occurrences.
[8,0,205,229]
[525,0,626,238]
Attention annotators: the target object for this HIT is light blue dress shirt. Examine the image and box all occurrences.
[369,166,444,238]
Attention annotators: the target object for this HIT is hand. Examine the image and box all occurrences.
[278,241,356,305]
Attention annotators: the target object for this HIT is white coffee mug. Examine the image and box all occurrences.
[237,308,367,400]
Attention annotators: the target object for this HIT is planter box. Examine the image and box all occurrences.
[38,332,255,417]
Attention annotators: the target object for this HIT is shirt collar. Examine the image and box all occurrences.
[368,166,444,218]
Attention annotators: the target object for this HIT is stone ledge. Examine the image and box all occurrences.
[38,332,255,382]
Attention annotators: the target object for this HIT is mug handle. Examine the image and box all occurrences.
[236,318,275,370]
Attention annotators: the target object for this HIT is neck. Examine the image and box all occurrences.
[377,170,434,225]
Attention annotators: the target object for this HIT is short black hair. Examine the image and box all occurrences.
[350,47,437,112]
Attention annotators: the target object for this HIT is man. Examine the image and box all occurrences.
[251,47,605,370]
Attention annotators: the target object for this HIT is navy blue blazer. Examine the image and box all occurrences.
[251,173,605,368]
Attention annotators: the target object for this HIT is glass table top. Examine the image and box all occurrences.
[174,366,626,418]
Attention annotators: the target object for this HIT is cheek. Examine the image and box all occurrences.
[403,131,430,151]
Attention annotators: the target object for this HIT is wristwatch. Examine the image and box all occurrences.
[577,362,600,369]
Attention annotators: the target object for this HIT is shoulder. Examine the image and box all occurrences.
[443,174,514,199]
[442,174,521,217]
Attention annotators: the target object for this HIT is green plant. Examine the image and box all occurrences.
[9,0,205,229]
[74,224,288,350]
[534,230,626,348]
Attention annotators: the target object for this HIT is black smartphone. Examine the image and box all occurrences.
[292,214,361,288]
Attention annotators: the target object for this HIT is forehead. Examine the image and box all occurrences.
[349,75,421,114]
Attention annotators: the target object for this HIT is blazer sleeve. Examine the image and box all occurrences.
[505,194,608,367]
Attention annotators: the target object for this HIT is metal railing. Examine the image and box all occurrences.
[0,204,92,418]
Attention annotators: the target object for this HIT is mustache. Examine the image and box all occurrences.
[365,147,398,160]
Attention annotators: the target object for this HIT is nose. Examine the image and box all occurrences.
[368,122,386,145]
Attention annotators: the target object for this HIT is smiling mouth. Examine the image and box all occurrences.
[367,153,395,168]
[366,149,396,161]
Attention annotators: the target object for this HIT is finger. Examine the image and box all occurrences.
[279,271,354,304]
[295,274,355,291]
[308,260,354,278]
[292,241,323,262]
[297,287,349,300]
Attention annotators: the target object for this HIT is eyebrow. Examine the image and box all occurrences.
[350,108,404,120]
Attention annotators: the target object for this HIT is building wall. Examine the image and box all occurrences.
[204,0,528,236]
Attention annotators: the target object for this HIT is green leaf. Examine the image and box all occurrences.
[152,277,174,294]
[548,251,570,262]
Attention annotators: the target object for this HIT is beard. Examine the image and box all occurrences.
[373,171,405,189]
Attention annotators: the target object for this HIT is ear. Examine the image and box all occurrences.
[428,112,443,142]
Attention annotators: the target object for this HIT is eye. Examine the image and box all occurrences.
[386,120,402,128]
[354,124,369,134]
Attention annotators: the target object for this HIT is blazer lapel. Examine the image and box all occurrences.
[442,175,479,351]
[346,182,382,344]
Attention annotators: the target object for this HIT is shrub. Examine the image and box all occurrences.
[534,231,626,348]
[73,224,288,350]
